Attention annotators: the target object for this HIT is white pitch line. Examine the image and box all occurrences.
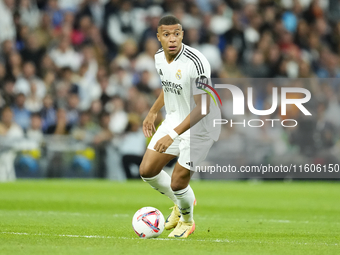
[195,217,336,225]
[0,211,333,225]
[1,232,339,246]
[0,210,129,217]
[0,232,229,243]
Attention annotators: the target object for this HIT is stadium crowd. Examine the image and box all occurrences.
[0,0,340,178]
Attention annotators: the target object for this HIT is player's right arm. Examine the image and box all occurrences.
[143,90,164,138]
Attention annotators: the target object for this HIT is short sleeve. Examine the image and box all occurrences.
[190,54,211,96]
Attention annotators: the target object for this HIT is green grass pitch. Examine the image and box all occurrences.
[0,180,339,255]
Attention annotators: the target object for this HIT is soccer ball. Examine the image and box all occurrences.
[132,207,165,238]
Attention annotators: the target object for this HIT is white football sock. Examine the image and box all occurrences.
[173,185,195,222]
[141,170,177,205]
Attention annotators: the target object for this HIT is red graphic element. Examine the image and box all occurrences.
[198,82,223,106]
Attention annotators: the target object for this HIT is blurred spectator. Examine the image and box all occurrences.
[54,11,76,42]
[46,0,64,28]
[93,111,113,145]
[71,110,101,143]
[303,0,325,24]
[75,15,93,45]
[186,2,203,29]
[66,93,80,126]
[33,12,54,49]
[242,50,270,78]
[108,96,128,136]
[16,25,30,51]
[113,38,138,71]
[6,51,22,79]
[88,24,108,65]
[267,44,282,78]
[1,79,16,106]
[26,113,43,143]
[54,67,79,107]
[0,61,6,84]
[184,27,200,48]
[58,0,82,12]
[220,45,243,78]
[223,12,246,62]
[108,66,133,99]
[328,21,340,55]
[128,91,150,119]
[198,33,223,75]
[106,1,145,47]
[0,0,16,43]
[98,75,112,106]
[120,113,145,179]
[136,70,155,94]
[209,2,232,35]
[24,81,43,112]
[46,108,71,135]
[329,0,340,23]
[139,5,163,51]
[0,105,23,181]
[0,106,24,137]
[39,54,56,79]
[1,40,15,62]
[12,93,30,130]
[75,63,101,110]
[316,50,340,78]
[135,37,159,75]
[49,36,82,71]
[42,70,57,94]
[298,60,315,78]
[78,0,105,29]
[20,34,46,70]
[40,94,56,132]
[89,99,103,122]
[171,3,195,30]
[14,61,46,99]
[19,0,40,30]
[82,45,98,81]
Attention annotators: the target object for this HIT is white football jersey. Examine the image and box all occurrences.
[154,43,221,141]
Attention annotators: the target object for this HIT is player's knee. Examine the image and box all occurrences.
[139,162,152,178]
[170,180,186,192]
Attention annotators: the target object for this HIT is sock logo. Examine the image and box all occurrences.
[179,206,191,215]
[179,206,191,211]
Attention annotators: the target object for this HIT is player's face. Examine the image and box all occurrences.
[157,24,184,56]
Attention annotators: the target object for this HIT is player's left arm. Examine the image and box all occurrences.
[153,94,210,153]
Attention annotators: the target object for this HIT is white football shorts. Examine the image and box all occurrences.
[147,120,214,171]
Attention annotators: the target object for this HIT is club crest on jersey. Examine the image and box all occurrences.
[175,69,182,80]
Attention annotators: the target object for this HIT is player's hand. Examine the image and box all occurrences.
[143,112,157,137]
[154,135,174,153]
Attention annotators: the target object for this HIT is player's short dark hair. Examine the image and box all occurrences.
[157,15,181,28]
